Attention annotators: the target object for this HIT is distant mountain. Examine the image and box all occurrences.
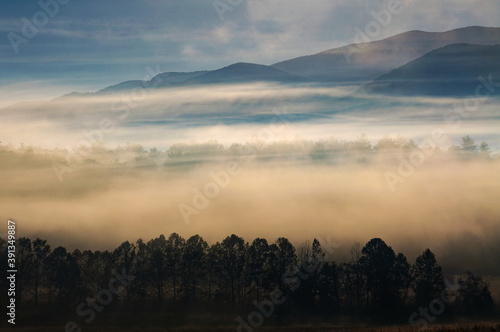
[94,63,306,94]
[153,71,209,85]
[70,26,500,96]
[181,62,309,84]
[98,80,146,94]
[97,71,208,94]
[272,26,500,83]
[364,43,500,96]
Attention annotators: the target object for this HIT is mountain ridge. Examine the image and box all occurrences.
[364,43,500,96]
[272,26,500,82]
[61,26,500,97]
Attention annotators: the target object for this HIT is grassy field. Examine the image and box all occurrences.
[4,322,500,332]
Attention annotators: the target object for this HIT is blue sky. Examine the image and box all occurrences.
[0,0,499,106]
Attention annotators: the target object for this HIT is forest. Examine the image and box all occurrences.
[0,235,496,330]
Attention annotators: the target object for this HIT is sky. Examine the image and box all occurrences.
[0,0,499,106]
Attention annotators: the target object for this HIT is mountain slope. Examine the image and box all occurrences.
[98,80,147,94]
[97,71,209,94]
[154,71,209,86]
[272,26,500,83]
[182,62,309,84]
[364,43,500,96]
[77,26,500,95]
[95,63,306,94]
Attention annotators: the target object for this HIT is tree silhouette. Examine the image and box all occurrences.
[2,234,495,326]
[73,249,108,298]
[32,238,51,305]
[394,253,412,306]
[479,141,491,153]
[247,238,272,302]
[47,247,81,305]
[295,239,325,310]
[352,134,372,152]
[461,135,477,151]
[360,238,397,311]
[318,261,340,311]
[220,234,246,303]
[47,246,68,304]
[147,235,168,305]
[309,239,325,308]
[411,249,445,306]
[349,242,364,311]
[206,242,222,303]
[17,237,33,303]
[458,272,495,315]
[0,239,7,303]
[130,239,149,300]
[113,241,137,300]
[182,235,207,302]
[166,233,185,302]
[273,237,297,290]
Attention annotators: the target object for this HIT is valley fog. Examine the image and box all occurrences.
[1,83,499,150]
[1,142,499,279]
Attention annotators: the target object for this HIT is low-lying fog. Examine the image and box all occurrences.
[0,140,499,278]
[1,83,499,292]
[1,83,499,150]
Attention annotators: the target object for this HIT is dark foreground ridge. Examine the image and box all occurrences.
[364,44,500,96]
[0,235,497,330]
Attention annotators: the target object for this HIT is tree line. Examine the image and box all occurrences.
[0,235,495,320]
[1,134,495,171]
